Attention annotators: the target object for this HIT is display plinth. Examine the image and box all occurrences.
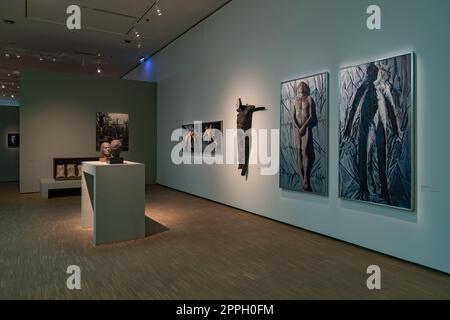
[81,161,145,245]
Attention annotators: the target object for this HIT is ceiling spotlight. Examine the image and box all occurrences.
[5,53,10,58]
[39,57,43,61]
[52,57,56,62]
[1,85,4,89]
[7,73,11,77]
[11,94,14,98]
[97,65,103,74]
[16,55,20,59]
[156,3,162,16]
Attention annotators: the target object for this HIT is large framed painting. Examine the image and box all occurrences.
[182,121,223,157]
[280,72,329,195]
[96,112,129,151]
[339,53,414,210]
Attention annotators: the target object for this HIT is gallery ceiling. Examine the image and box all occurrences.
[0,0,231,104]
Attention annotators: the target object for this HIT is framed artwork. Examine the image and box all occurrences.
[55,165,66,180]
[280,72,329,195]
[66,164,76,179]
[181,123,197,155]
[182,121,223,156]
[96,112,129,151]
[7,133,20,148]
[339,53,414,210]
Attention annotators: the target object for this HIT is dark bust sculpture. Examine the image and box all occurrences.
[108,139,124,164]
[99,142,111,162]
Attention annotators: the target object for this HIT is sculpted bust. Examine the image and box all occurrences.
[110,139,122,158]
[109,139,124,164]
[99,142,111,162]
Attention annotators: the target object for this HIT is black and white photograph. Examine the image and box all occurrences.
[96,112,129,151]
[182,121,222,156]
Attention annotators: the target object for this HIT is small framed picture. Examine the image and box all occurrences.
[66,164,76,179]
[55,165,66,180]
[8,133,20,148]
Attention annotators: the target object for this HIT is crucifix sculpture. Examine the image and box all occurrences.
[236,98,267,177]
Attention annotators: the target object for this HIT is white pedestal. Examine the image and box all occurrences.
[81,161,146,245]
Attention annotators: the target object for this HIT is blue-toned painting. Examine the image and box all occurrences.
[280,72,328,195]
[339,53,414,210]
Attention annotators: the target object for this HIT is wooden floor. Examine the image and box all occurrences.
[0,182,449,300]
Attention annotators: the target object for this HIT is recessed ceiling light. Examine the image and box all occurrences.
[5,53,10,58]
[11,94,14,98]
[39,57,44,61]
[1,85,5,89]
[16,55,21,59]
[156,3,162,16]
[7,73,11,77]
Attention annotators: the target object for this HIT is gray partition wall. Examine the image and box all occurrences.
[20,70,157,193]
[124,0,450,273]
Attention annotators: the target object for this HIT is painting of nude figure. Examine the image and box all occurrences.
[339,53,414,210]
[280,72,328,195]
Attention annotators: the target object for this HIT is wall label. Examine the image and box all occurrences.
[421,185,440,193]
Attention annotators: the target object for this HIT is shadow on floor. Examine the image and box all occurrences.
[145,215,169,237]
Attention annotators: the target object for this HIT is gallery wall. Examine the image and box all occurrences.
[124,0,450,273]
[0,106,20,182]
[20,70,157,193]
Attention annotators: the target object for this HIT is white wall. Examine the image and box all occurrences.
[21,70,157,193]
[125,0,450,273]
[0,106,19,182]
